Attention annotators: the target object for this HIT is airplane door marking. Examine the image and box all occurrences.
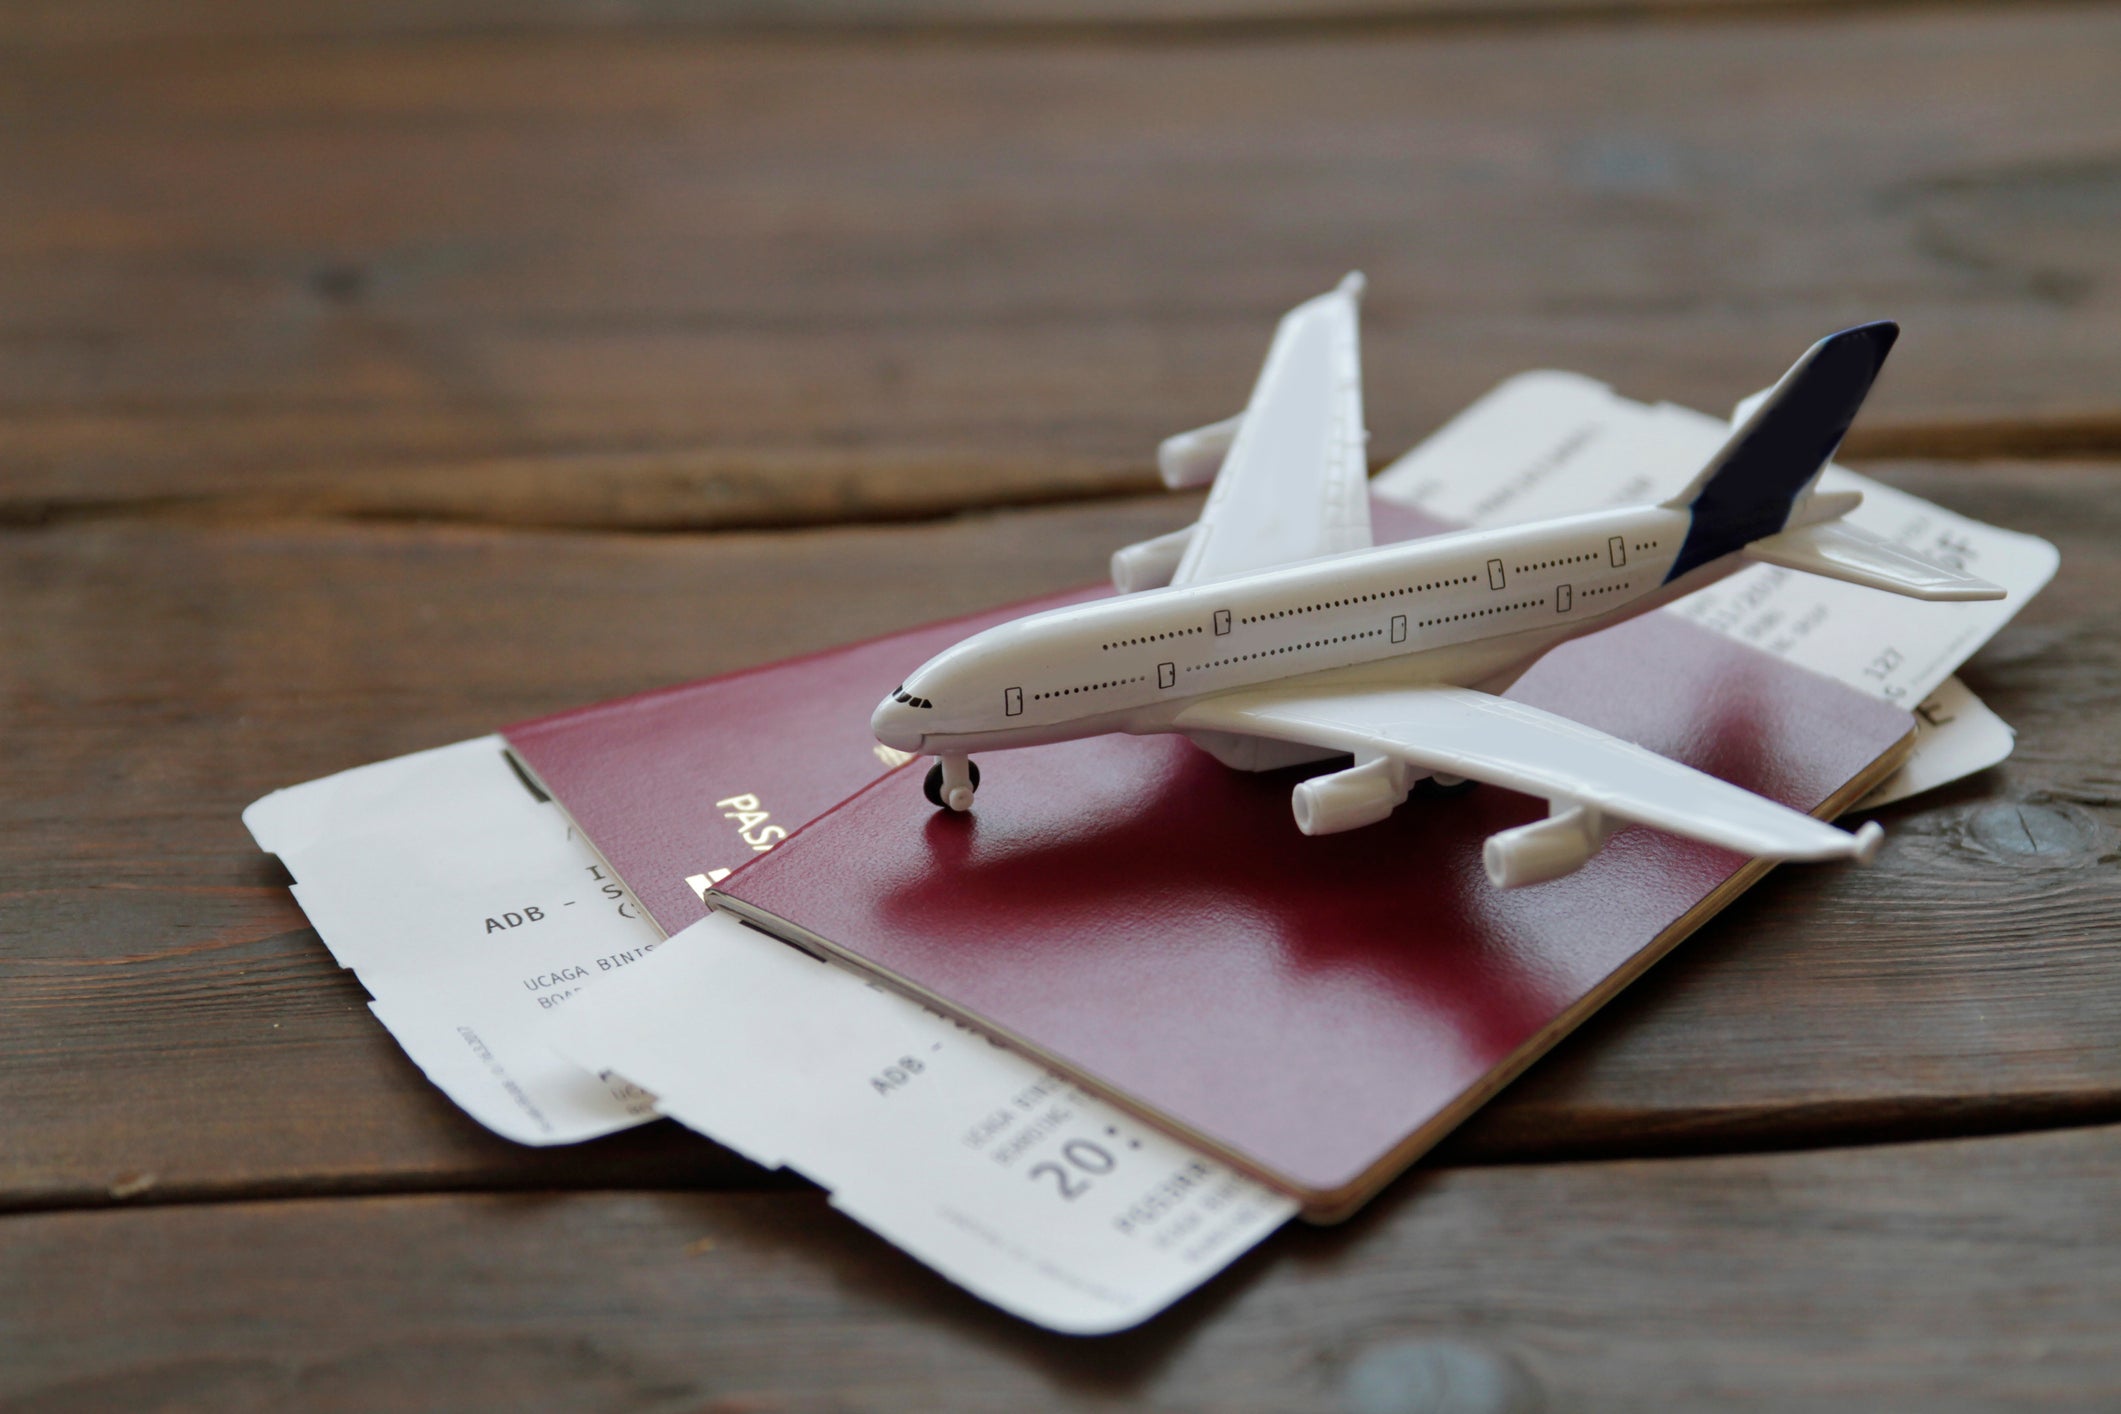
[1487,558,1506,590]
[1157,662,1176,689]
[1557,584,1573,612]
[1004,686,1023,717]
[1213,609,1232,635]
[1608,536,1627,568]
[1390,614,1407,643]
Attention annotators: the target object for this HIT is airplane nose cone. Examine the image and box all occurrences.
[871,696,923,752]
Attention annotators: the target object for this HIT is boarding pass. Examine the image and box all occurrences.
[1372,371,2058,806]
[244,739,1293,1331]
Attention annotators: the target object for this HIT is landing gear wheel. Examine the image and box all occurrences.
[923,758,981,809]
[1418,773,1478,799]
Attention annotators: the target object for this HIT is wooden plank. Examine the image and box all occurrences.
[0,0,1979,47]
[2,461,2113,1207]
[4,9,2120,528]
[4,1123,2118,1405]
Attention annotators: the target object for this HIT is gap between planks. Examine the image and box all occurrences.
[8,425,2121,538]
[6,0,2113,50]
[9,1093,2120,1222]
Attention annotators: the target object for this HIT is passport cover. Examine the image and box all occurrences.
[507,503,1913,1217]
[504,586,1104,938]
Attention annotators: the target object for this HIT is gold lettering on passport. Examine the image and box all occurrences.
[695,743,914,901]
[716,793,788,853]
[683,790,790,902]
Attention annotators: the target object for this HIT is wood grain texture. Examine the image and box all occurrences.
[6,0,2114,1392]
[0,0,2033,47]
[4,1122,2118,1409]
[4,7,2121,529]
[4,462,2112,1208]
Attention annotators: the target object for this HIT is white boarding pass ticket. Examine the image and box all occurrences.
[551,913,1295,1333]
[1372,371,2059,801]
[245,737,666,1143]
[1855,674,2015,810]
[246,739,1292,1329]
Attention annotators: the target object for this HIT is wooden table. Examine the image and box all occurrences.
[5,2,2117,1406]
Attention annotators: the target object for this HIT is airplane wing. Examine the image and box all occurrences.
[1169,275,1371,587]
[1176,682,1881,866]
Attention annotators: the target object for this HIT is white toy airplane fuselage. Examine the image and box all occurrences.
[890,500,1716,756]
[872,277,2003,887]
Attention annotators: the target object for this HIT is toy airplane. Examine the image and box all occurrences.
[872,276,2004,888]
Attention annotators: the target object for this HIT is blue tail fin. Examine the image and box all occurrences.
[1663,321,1898,582]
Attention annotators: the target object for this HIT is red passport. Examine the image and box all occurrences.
[506,503,1911,1217]
[504,585,1103,938]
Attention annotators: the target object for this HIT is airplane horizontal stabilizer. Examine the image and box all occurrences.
[1745,520,2005,602]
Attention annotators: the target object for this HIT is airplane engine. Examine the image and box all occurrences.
[1156,413,1244,489]
[1291,757,1411,836]
[1110,525,1198,593]
[1482,805,1614,888]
